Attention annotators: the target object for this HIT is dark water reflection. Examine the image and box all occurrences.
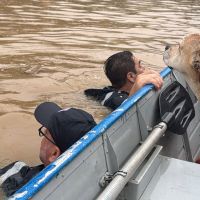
[0,0,199,197]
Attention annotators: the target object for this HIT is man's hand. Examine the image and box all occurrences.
[129,69,163,96]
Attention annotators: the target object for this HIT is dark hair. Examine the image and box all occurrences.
[104,51,136,89]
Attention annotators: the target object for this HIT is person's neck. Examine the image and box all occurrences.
[118,82,132,94]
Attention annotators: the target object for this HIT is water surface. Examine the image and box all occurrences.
[0,0,199,197]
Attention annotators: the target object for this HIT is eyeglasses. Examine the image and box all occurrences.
[38,126,56,145]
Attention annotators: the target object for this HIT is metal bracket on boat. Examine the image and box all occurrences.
[114,170,127,177]
[99,172,114,188]
[136,105,149,141]
[99,170,128,188]
[103,134,119,174]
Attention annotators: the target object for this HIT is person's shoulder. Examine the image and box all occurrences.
[84,86,114,101]
[84,86,128,110]
[102,89,129,110]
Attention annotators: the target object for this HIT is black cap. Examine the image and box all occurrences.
[34,102,96,153]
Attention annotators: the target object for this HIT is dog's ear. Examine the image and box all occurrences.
[192,50,200,72]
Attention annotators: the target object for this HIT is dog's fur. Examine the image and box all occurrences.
[163,33,200,100]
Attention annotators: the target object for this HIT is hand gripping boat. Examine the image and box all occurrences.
[10,68,200,200]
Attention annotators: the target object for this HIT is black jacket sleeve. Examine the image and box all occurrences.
[0,161,44,197]
[84,87,128,110]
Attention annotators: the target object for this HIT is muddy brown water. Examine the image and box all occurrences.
[0,0,200,198]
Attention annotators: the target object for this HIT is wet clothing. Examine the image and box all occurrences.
[84,86,129,110]
[0,161,44,197]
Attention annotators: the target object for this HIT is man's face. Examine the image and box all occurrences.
[133,56,145,74]
[39,127,56,166]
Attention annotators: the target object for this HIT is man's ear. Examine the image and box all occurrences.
[49,146,61,163]
[192,50,200,72]
[127,72,136,83]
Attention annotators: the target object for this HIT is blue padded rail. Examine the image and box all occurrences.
[9,67,171,200]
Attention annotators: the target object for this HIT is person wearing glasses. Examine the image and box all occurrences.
[85,51,163,110]
[0,102,96,197]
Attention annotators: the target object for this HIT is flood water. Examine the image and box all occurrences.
[0,0,199,197]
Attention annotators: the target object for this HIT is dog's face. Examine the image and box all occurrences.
[163,34,200,74]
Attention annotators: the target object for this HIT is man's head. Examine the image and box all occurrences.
[104,51,145,89]
[34,102,96,166]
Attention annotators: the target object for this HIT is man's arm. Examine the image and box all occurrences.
[129,69,163,96]
[0,161,44,197]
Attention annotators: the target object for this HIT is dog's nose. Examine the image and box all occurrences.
[165,45,170,51]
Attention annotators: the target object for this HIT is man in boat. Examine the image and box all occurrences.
[85,51,163,110]
[0,102,96,197]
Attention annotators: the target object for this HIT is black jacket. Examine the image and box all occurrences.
[0,161,44,197]
[84,86,129,110]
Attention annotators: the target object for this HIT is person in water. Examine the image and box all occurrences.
[85,51,163,110]
[0,102,96,197]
